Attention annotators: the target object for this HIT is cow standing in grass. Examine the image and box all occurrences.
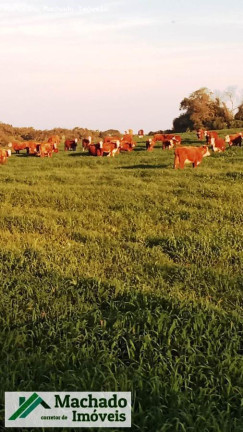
[0,149,11,164]
[146,139,155,151]
[225,133,242,147]
[65,138,78,151]
[82,136,92,151]
[205,131,219,144]
[174,146,210,169]
[36,142,58,157]
[8,141,27,154]
[88,141,120,157]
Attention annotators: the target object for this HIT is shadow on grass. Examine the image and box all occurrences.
[117,164,170,170]
[14,153,34,158]
[68,152,91,157]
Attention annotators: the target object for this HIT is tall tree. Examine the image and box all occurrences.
[173,88,233,132]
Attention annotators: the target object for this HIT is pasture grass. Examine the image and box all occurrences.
[0,131,242,431]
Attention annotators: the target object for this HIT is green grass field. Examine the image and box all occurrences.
[0,131,242,431]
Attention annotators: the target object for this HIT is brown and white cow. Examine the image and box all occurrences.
[37,142,58,158]
[162,135,181,150]
[120,140,134,152]
[210,137,226,152]
[174,146,210,169]
[204,131,218,144]
[88,141,120,157]
[0,148,11,164]
[8,141,27,154]
[26,141,39,155]
[225,133,242,147]
[65,138,78,151]
[146,138,155,151]
[82,136,92,151]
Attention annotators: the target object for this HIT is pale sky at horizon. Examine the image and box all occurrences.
[0,0,243,133]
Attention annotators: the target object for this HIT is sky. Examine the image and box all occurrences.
[0,0,243,132]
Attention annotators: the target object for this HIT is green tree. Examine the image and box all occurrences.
[173,87,233,132]
[235,102,243,120]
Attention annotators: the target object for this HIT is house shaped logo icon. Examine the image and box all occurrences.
[9,393,51,420]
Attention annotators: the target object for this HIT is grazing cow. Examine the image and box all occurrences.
[162,139,174,150]
[225,133,242,147]
[37,142,58,158]
[120,140,134,152]
[88,141,120,157]
[197,129,205,140]
[82,136,92,151]
[0,148,11,164]
[146,138,155,151]
[174,146,210,169]
[26,141,38,155]
[8,141,27,154]
[162,135,181,150]
[210,137,226,152]
[153,134,181,148]
[65,138,78,151]
[205,131,218,144]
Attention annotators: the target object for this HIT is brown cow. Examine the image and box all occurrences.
[162,135,181,150]
[88,141,120,157]
[25,141,39,155]
[120,140,134,152]
[121,134,134,143]
[174,146,210,169]
[146,138,155,151]
[225,133,242,147]
[8,141,27,154]
[65,138,78,151]
[0,148,11,164]
[210,137,226,152]
[153,134,181,148]
[197,129,205,140]
[37,142,58,158]
[205,131,218,144]
[82,136,92,151]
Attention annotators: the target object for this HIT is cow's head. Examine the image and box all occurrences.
[75,138,78,143]
[116,140,120,148]
[99,140,103,148]
[202,145,210,157]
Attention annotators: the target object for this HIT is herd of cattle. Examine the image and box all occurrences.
[0,129,242,169]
